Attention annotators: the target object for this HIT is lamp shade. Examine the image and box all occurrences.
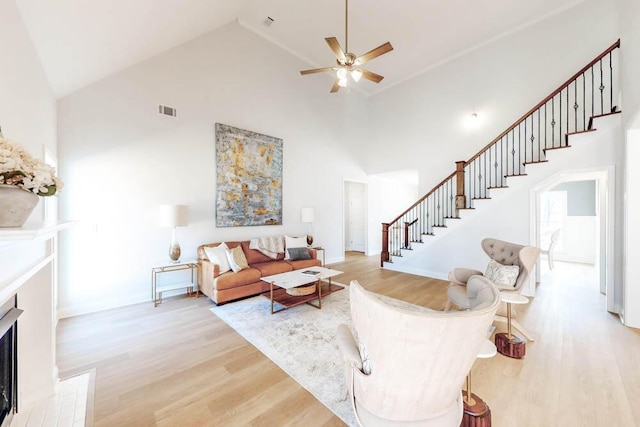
[301,207,315,223]
[158,204,189,227]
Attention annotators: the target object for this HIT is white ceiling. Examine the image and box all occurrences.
[15,0,583,98]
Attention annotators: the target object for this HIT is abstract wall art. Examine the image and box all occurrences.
[215,123,283,227]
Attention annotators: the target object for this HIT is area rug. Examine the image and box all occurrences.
[210,283,357,426]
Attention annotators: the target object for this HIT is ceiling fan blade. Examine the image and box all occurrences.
[300,67,338,76]
[360,69,384,84]
[330,79,341,93]
[325,37,347,63]
[355,42,393,65]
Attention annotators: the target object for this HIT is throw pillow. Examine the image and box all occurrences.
[203,243,230,274]
[226,245,249,273]
[287,247,311,261]
[284,235,307,260]
[485,259,520,287]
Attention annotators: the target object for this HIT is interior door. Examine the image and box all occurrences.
[349,197,366,252]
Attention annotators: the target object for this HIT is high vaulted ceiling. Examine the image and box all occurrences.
[16,0,582,98]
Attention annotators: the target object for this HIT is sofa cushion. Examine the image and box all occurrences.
[203,243,231,274]
[226,246,249,272]
[213,267,262,291]
[287,258,322,269]
[287,247,311,260]
[251,261,293,276]
[285,235,308,259]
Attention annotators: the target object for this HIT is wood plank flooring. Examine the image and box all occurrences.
[57,252,640,426]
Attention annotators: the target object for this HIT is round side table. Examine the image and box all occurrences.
[462,339,497,427]
[495,293,528,358]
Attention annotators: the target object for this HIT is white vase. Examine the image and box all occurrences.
[0,184,39,227]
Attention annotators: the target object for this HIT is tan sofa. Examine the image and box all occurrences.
[197,241,321,304]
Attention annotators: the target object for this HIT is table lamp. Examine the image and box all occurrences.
[158,204,189,262]
[301,207,315,246]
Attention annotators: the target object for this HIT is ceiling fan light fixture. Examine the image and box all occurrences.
[299,0,393,93]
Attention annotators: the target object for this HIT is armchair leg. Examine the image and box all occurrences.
[494,315,535,342]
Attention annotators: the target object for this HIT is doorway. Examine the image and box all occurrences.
[344,181,367,254]
[531,167,615,313]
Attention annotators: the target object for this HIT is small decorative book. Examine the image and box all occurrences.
[301,270,320,276]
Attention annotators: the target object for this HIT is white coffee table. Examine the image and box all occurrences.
[261,267,343,314]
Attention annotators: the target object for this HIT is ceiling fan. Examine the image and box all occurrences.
[300,0,393,93]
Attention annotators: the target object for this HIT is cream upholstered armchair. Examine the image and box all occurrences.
[446,238,540,341]
[337,279,500,426]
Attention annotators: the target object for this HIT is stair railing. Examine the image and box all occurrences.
[381,39,620,267]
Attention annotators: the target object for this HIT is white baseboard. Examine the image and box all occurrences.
[57,291,150,319]
[383,263,448,281]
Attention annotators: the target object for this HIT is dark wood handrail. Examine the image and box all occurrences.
[388,171,456,225]
[465,38,620,166]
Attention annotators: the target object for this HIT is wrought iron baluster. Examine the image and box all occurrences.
[609,51,614,112]
[573,79,578,132]
[582,72,586,130]
[552,96,556,148]
[544,102,548,150]
[591,66,595,118]
[561,85,571,135]
[599,59,604,114]
[559,89,563,146]
[524,117,527,164]
[537,109,541,161]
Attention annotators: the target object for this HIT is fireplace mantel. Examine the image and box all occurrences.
[0,221,74,242]
[0,220,74,412]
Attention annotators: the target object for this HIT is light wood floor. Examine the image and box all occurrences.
[57,253,640,426]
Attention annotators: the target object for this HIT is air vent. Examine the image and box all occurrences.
[158,105,177,117]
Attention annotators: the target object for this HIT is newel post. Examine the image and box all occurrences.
[381,223,390,267]
[455,161,466,215]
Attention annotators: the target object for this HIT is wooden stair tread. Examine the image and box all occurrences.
[522,160,548,166]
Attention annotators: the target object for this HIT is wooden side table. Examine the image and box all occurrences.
[495,293,529,358]
[312,246,325,266]
[151,260,198,307]
[462,339,497,427]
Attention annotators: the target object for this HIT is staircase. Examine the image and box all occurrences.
[381,39,621,269]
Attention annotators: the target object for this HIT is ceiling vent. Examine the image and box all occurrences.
[158,105,177,117]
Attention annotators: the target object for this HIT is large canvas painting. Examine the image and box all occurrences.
[215,123,283,227]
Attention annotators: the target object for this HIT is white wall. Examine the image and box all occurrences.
[57,22,370,316]
[618,0,640,129]
[367,170,419,257]
[616,0,640,327]
[0,0,59,409]
[368,0,618,195]
[624,129,640,327]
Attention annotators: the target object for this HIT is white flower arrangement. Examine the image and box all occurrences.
[0,136,63,196]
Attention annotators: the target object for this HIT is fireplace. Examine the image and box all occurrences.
[0,296,22,427]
